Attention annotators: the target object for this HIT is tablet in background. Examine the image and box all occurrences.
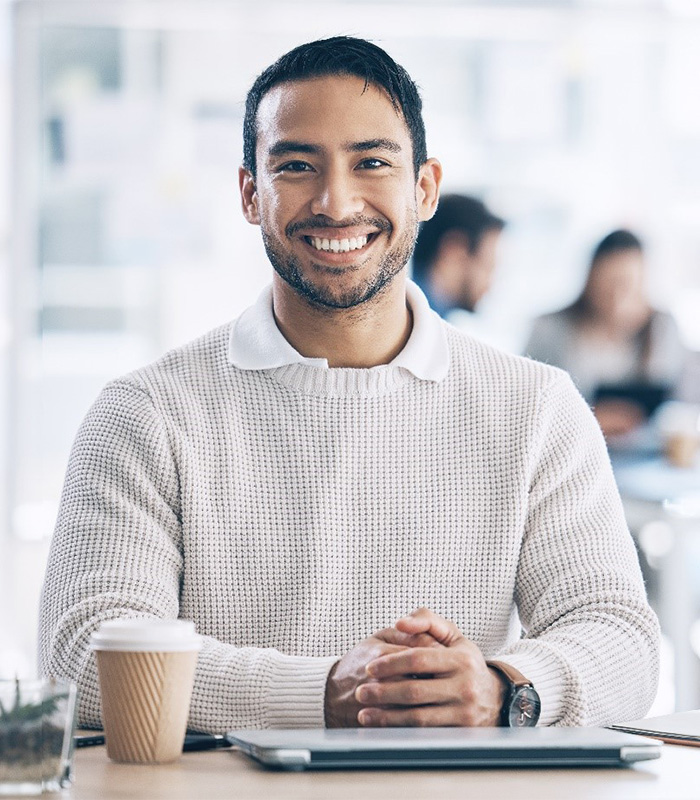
[593,382,671,418]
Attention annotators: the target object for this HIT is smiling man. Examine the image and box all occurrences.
[240,68,441,369]
[40,37,659,733]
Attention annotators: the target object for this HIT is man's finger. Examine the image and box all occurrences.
[358,703,459,728]
[366,646,458,679]
[372,642,412,659]
[355,676,455,708]
[394,608,462,646]
[374,627,444,649]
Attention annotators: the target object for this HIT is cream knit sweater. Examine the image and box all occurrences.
[39,320,659,732]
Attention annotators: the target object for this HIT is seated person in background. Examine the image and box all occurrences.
[526,229,686,439]
[40,38,659,734]
[411,194,505,319]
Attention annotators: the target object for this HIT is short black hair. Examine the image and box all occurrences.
[243,36,427,178]
[411,194,505,284]
[591,228,643,265]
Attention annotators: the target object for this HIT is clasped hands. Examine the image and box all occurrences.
[324,607,505,728]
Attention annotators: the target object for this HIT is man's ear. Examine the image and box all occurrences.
[239,166,261,225]
[416,158,442,222]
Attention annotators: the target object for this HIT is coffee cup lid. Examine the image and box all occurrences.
[90,618,202,652]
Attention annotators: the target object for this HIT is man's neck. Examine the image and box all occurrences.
[271,275,413,369]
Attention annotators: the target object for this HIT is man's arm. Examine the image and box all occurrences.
[349,373,660,728]
[39,380,342,732]
[492,371,660,726]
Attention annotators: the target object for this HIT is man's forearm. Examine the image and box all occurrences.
[41,597,340,731]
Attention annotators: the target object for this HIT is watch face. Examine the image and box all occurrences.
[508,686,541,727]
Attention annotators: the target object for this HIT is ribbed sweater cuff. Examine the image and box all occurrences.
[265,654,340,728]
[491,649,566,727]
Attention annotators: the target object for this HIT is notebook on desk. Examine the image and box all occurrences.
[611,710,700,747]
[227,727,661,770]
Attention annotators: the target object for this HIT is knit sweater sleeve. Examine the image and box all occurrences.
[494,370,660,726]
[38,380,338,732]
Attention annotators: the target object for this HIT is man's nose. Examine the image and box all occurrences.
[310,168,364,220]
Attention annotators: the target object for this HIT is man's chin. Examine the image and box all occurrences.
[275,270,399,311]
[290,282,381,310]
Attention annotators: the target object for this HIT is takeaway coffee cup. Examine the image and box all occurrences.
[656,402,700,469]
[91,619,201,764]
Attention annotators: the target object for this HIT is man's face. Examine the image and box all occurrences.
[240,74,439,310]
[432,228,500,312]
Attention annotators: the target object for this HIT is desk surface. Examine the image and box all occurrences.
[68,738,699,800]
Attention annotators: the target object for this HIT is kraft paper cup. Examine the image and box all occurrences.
[91,619,201,764]
[656,402,700,469]
[664,432,699,469]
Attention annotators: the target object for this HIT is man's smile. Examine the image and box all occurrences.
[305,234,369,253]
[294,227,384,264]
[287,216,390,262]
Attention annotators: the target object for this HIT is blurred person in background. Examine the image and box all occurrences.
[411,194,505,320]
[525,229,686,439]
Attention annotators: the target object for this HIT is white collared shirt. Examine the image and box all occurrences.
[227,280,450,383]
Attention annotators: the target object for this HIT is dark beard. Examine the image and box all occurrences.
[261,214,419,310]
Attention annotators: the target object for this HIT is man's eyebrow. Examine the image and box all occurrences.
[267,141,322,157]
[266,138,402,158]
[346,138,402,154]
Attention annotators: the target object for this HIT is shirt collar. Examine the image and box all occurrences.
[228,280,449,383]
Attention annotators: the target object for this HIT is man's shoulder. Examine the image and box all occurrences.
[113,322,234,395]
[649,307,678,332]
[443,321,571,394]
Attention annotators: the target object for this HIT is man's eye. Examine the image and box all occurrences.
[357,158,390,170]
[278,161,313,173]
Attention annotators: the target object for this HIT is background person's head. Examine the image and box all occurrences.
[573,229,650,331]
[243,36,428,180]
[411,194,505,314]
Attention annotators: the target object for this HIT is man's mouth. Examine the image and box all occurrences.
[304,234,373,253]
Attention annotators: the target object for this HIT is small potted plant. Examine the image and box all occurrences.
[0,678,77,795]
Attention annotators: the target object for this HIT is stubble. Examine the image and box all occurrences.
[261,211,419,311]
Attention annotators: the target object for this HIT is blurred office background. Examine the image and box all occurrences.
[1,0,699,711]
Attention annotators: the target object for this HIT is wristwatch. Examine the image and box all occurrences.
[486,660,541,728]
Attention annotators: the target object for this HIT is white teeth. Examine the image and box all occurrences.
[309,235,369,252]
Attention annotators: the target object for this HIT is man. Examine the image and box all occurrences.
[412,194,505,318]
[40,37,659,733]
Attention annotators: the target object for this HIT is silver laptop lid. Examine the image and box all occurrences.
[227,727,661,770]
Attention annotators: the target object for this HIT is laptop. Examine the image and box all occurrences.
[226,727,661,771]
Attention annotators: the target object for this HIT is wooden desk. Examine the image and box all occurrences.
[67,739,698,800]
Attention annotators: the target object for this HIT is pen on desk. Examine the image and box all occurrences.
[73,733,232,751]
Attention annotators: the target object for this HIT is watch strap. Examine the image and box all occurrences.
[486,659,533,688]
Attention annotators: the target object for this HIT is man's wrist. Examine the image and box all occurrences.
[486,660,541,727]
[486,665,508,726]
[324,661,341,728]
